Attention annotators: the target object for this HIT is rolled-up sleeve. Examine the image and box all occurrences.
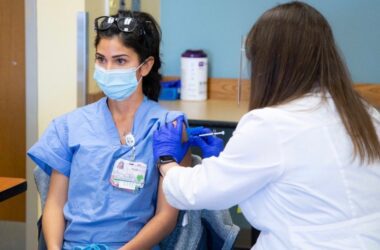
[27,117,72,177]
[162,112,284,210]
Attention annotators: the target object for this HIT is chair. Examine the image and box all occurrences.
[33,167,49,250]
[160,155,240,250]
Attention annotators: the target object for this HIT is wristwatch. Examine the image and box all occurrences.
[158,155,177,165]
[157,155,177,176]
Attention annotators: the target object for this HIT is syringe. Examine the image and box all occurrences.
[198,130,225,137]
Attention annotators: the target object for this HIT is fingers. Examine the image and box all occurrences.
[191,136,208,148]
[175,115,185,134]
[186,126,204,136]
[161,115,185,142]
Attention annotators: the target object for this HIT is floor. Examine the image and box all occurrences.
[0,221,25,249]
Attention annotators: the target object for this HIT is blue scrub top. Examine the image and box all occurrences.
[28,97,184,249]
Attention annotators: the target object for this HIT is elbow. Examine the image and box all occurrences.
[166,211,179,234]
[166,216,177,234]
[155,209,179,236]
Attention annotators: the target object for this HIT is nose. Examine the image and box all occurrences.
[104,62,113,70]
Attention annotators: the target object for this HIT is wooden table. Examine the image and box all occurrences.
[160,99,249,124]
[0,177,27,202]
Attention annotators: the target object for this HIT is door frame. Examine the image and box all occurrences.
[25,0,38,248]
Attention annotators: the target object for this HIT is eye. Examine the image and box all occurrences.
[95,55,106,64]
[115,58,127,65]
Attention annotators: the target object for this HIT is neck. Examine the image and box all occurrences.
[108,92,144,119]
[107,88,145,144]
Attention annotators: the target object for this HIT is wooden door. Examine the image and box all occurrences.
[0,0,26,221]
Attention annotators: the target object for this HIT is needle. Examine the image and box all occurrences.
[198,131,225,137]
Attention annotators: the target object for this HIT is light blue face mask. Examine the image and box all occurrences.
[93,63,144,101]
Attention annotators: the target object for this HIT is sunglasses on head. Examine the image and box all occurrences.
[94,15,140,33]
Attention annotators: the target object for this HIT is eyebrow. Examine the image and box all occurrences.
[95,52,129,59]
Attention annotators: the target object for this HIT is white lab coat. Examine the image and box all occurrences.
[163,93,380,250]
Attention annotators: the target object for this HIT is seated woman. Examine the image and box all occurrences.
[28,10,191,250]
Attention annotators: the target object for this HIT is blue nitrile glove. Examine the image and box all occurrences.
[153,115,190,163]
[189,128,224,158]
[186,126,204,136]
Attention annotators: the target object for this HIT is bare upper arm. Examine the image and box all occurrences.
[180,122,192,167]
[45,170,69,208]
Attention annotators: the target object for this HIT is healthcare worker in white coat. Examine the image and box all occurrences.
[152,2,380,249]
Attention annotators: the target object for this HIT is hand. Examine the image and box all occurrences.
[189,128,224,158]
[153,115,190,163]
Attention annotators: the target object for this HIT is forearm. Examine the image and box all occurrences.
[159,162,180,177]
[43,199,66,250]
[159,147,191,177]
[43,170,68,250]
[120,166,182,250]
[119,211,178,250]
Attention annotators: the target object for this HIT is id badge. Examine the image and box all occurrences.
[110,159,147,192]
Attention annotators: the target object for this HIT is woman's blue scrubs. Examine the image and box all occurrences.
[28,97,183,249]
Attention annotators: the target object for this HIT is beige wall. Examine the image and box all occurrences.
[86,0,108,94]
[37,0,85,132]
[109,0,160,21]
[141,0,160,23]
[37,0,108,123]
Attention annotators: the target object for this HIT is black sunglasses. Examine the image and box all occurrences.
[94,16,139,33]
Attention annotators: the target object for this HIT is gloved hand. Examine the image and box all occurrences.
[189,128,224,158]
[153,115,190,163]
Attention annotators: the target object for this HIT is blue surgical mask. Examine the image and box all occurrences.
[93,63,144,101]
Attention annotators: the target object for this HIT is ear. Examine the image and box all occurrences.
[140,56,155,77]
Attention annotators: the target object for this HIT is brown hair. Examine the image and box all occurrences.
[246,1,380,163]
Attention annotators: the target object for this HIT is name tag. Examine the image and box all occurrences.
[110,159,147,192]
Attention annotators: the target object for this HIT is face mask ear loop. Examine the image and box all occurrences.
[135,58,151,82]
[135,60,146,83]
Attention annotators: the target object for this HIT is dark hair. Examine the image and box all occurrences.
[246,1,380,163]
[95,10,162,101]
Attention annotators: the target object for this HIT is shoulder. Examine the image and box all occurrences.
[145,99,167,115]
[238,94,335,130]
[366,103,380,124]
[237,107,283,131]
[71,97,106,117]
[47,98,106,134]
[59,97,105,122]
[145,99,187,123]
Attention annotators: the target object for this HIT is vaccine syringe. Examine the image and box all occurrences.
[198,130,225,137]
